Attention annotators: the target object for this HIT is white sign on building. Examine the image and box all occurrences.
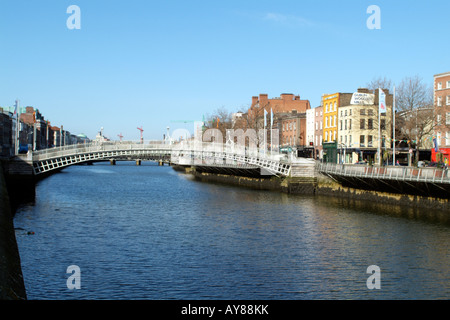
[350,93,374,105]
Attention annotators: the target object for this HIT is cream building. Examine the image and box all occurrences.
[337,88,393,164]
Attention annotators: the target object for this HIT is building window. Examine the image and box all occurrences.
[325,104,328,113]
[360,135,365,147]
[349,109,352,116]
[349,119,352,130]
[360,119,365,129]
[340,110,343,117]
[368,119,373,130]
[325,117,328,128]
[315,122,318,130]
[360,109,366,116]
[438,82,442,90]
[381,119,386,130]
[340,120,343,130]
[437,114,441,125]
[334,115,336,127]
[334,102,337,111]
[320,121,322,130]
[446,132,450,145]
[438,96,442,107]
[345,119,347,130]
[447,81,450,88]
[446,112,450,125]
[349,135,352,146]
[447,96,450,105]
[368,135,373,147]
[325,131,328,142]
[368,109,374,116]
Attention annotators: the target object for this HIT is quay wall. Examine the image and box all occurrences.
[315,173,450,212]
[0,162,27,300]
[182,166,450,212]
[190,167,317,195]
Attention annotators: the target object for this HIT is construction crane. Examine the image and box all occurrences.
[117,133,123,142]
[170,120,197,123]
[137,126,144,143]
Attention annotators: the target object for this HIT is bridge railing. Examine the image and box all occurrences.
[31,140,293,175]
[32,141,172,161]
[317,162,450,184]
[33,140,287,164]
[33,141,289,162]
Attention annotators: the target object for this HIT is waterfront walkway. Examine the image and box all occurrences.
[318,162,450,184]
[317,162,450,198]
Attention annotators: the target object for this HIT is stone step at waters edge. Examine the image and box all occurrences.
[289,164,317,178]
[5,158,34,176]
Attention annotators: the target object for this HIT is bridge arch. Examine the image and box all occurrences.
[32,141,292,176]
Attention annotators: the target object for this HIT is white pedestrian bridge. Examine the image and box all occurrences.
[31,141,299,176]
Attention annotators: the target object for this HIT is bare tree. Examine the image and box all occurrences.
[238,102,272,148]
[366,76,393,92]
[395,75,435,165]
[205,106,235,142]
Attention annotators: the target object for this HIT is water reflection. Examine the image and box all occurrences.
[313,195,450,226]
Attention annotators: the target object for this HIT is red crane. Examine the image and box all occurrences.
[117,133,123,142]
[137,126,144,143]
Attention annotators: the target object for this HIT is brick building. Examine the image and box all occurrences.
[20,106,49,150]
[277,111,309,155]
[247,93,311,154]
[433,71,450,163]
[248,93,311,129]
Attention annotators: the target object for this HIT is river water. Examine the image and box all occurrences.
[13,161,450,300]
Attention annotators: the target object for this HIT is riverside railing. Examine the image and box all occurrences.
[317,162,450,184]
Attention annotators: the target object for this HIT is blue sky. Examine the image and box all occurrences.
[1,0,449,140]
